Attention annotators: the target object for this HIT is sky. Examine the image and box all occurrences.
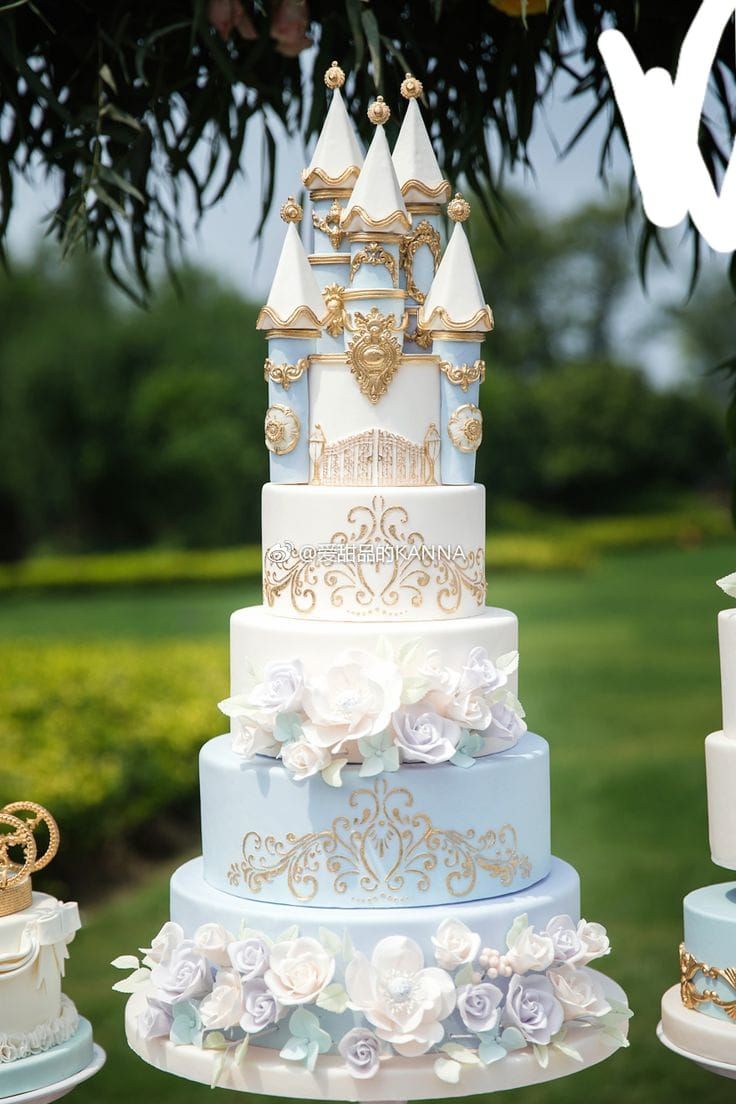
[6,48,729,384]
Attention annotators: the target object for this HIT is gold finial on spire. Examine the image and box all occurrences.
[280,196,303,224]
[447,192,471,223]
[0,802,60,918]
[367,96,391,126]
[400,73,423,100]
[324,60,346,90]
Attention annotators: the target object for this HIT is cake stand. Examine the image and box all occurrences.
[126,976,628,1101]
[1,1046,106,1104]
[659,983,736,1080]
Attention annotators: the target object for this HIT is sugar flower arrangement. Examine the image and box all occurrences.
[113,913,630,1087]
[218,641,527,786]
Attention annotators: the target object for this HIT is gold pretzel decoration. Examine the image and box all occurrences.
[2,802,60,874]
[680,942,736,1018]
[0,813,37,889]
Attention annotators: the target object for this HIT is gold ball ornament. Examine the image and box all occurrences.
[324,60,346,89]
[367,96,391,126]
[280,196,303,223]
[490,0,548,15]
[447,192,471,223]
[400,73,423,100]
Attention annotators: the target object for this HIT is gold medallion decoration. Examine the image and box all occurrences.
[439,359,486,392]
[400,73,424,100]
[349,242,399,288]
[312,199,345,250]
[367,96,391,126]
[400,219,441,304]
[279,196,303,223]
[447,192,471,223]
[322,283,346,337]
[0,802,60,917]
[264,405,300,455]
[405,324,434,350]
[324,60,346,89]
[680,943,736,1017]
[263,357,309,391]
[263,495,486,615]
[309,424,440,487]
[226,777,530,904]
[345,307,403,404]
[448,403,483,452]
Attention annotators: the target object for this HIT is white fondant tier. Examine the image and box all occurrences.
[199,731,551,908]
[172,855,579,962]
[0,893,80,1035]
[705,730,736,869]
[261,484,486,621]
[126,975,629,1101]
[719,610,736,738]
[661,984,736,1068]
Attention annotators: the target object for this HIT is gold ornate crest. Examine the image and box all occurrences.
[345,307,403,404]
[400,219,441,304]
[680,942,736,1018]
[322,283,346,337]
[263,357,309,391]
[0,802,60,917]
[349,241,399,288]
[264,405,300,455]
[439,359,486,393]
[227,777,530,904]
[448,403,483,452]
[312,199,345,251]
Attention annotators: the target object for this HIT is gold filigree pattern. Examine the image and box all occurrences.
[309,424,439,486]
[439,359,486,392]
[263,495,486,615]
[264,405,300,455]
[322,283,346,337]
[345,307,403,403]
[448,403,483,452]
[0,802,59,917]
[349,241,399,288]
[680,943,736,1018]
[312,199,345,250]
[400,220,442,304]
[226,778,530,904]
[264,357,309,391]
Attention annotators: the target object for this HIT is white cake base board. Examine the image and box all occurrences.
[125,977,628,1101]
[1,1046,106,1104]
[659,984,736,1079]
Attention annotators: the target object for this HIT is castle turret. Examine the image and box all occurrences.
[419,193,493,484]
[257,197,324,484]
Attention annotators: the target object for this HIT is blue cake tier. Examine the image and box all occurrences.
[0,1017,94,1098]
[200,731,550,909]
[683,882,736,1023]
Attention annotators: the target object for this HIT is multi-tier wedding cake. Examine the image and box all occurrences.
[659,574,736,1074]
[0,802,101,1098]
[116,64,631,1099]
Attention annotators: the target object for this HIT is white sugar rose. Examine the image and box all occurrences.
[194,923,234,967]
[150,941,211,1005]
[575,920,610,965]
[392,707,462,765]
[265,937,334,1006]
[431,920,481,970]
[502,973,564,1045]
[547,964,611,1020]
[231,718,276,760]
[228,937,270,980]
[345,935,455,1057]
[457,981,503,1034]
[249,660,305,723]
[483,693,527,753]
[505,915,555,974]
[544,915,583,965]
[199,969,244,1030]
[281,738,331,780]
[141,921,184,967]
[302,650,402,751]
[137,1001,172,1040]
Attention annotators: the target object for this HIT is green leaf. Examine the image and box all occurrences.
[505,914,528,950]
[532,1042,549,1068]
[318,928,343,956]
[280,1037,308,1062]
[210,1050,228,1089]
[360,9,382,90]
[233,1035,250,1065]
[358,755,384,778]
[316,983,349,1014]
[440,1043,482,1066]
[478,1037,507,1065]
[275,925,299,943]
[321,757,348,787]
[202,1031,228,1051]
[97,166,145,203]
[434,1056,461,1084]
[454,963,474,987]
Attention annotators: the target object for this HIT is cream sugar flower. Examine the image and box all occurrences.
[218,659,305,732]
[431,919,482,970]
[301,649,402,751]
[264,936,335,1006]
[345,935,455,1057]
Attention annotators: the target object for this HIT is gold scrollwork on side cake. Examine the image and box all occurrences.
[680,943,736,1018]
[349,241,399,288]
[264,405,300,455]
[448,403,483,452]
[400,219,441,304]
[322,283,346,337]
[345,307,403,404]
[263,495,486,615]
[312,199,345,251]
[309,424,440,487]
[439,359,486,393]
[263,356,309,391]
[226,777,531,904]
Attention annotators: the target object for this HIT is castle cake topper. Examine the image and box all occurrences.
[0,801,60,917]
[260,64,492,489]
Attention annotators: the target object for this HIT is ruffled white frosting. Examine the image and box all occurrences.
[0,994,79,1063]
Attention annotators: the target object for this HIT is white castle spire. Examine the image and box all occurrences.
[256,198,326,330]
[419,194,494,333]
[302,61,363,189]
[341,98,411,235]
[392,77,450,204]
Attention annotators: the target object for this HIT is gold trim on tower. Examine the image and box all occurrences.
[322,284,347,337]
[400,219,442,304]
[312,199,346,251]
[226,777,531,904]
[349,242,399,288]
[439,359,486,392]
[264,357,309,391]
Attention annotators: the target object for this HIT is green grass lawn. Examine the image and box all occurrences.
[4,543,736,1103]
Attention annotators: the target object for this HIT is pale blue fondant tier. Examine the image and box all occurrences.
[0,1017,94,1097]
[200,732,551,909]
[170,856,580,1053]
[684,883,736,1023]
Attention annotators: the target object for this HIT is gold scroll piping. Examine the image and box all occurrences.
[439,359,486,392]
[264,357,309,391]
[400,219,441,304]
[680,943,736,1018]
[312,199,346,251]
[349,241,399,288]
